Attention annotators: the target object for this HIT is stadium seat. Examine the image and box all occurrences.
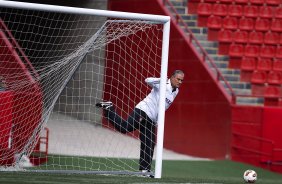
[234,30,249,43]
[267,71,282,85]
[239,17,254,31]
[251,70,267,84]
[276,46,282,59]
[218,29,234,42]
[218,0,233,3]
[244,5,259,18]
[213,3,228,16]
[249,31,264,44]
[264,86,281,99]
[260,45,276,58]
[241,57,257,71]
[271,19,282,32]
[197,3,212,16]
[257,57,272,71]
[223,16,238,30]
[259,6,274,19]
[274,6,282,19]
[255,18,270,32]
[249,0,265,5]
[229,43,244,57]
[245,44,260,57]
[273,59,282,71]
[235,0,249,4]
[207,15,222,29]
[264,31,280,45]
[228,4,243,17]
[279,33,282,45]
[265,0,281,6]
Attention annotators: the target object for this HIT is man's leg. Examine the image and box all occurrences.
[139,116,156,171]
[96,101,141,133]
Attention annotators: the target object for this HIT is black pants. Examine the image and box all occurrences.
[104,107,156,171]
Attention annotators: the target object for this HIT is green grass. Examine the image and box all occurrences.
[1,159,282,183]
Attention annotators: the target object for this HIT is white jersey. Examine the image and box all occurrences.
[135,77,179,123]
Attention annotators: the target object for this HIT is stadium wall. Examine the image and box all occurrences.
[108,0,231,159]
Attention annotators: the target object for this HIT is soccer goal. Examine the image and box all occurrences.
[0,0,170,178]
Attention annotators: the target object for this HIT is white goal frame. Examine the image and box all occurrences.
[0,0,170,178]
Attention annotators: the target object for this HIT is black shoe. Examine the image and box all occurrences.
[140,170,154,178]
[95,101,113,110]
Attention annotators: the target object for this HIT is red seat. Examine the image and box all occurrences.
[235,0,249,4]
[207,15,222,29]
[213,4,228,16]
[267,71,282,85]
[251,70,267,84]
[239,17,254,31]
[244,5,259,18]
[223,16,238,30]
[234,30,249,43]
[228,4,243,17]
[218,29,233,42]
[264,31,280,45]
[197,3,212,16]
[245,44,260,57]
[274,6,282,19]
[255,18,270,32]
[249,31,264,44]
[279,33,282,45]
[264,86,281,98]
[271,19,282,32]
[266,0,281,6]
[229,43,244,57]
[273,59,282,71]
[257,57,272,71]
[259,6,274,19]
[241,57,257,70]
[218,0,233,3]
[260,45,276,58]
[250,0,265,5]
[276,46,282,59]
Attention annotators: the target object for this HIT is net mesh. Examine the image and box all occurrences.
[0,4,164,174]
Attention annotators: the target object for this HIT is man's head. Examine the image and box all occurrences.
[170,70,184,89]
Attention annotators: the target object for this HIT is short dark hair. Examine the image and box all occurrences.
[171,70,184,77]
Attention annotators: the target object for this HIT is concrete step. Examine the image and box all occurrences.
[168,6,186,14]
[236,97,264,106]
[169,0,186,6]
[220,81,251,89]
[180,14,198,21]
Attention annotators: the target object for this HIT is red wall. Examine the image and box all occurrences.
[108,0,231,159]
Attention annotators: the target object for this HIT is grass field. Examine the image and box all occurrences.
[1,159,282,184]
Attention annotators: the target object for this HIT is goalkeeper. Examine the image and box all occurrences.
[96,70,184,176]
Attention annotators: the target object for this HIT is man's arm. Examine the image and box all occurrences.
[145,77,161,88]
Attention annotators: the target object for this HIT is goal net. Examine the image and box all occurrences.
[0,1,170,178]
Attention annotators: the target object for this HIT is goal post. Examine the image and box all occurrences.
[0,0,170,178]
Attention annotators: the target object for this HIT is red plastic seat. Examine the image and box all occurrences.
[218,29,233,43]
[251,70,267,84]
[279,33,282,45]
[274,6,282,19]
[264,31,280,45]
[276,46,282,59]
[223,16,238,30]
[234,30,249,43]
[197,3,212,16]
[235,0,249,4]
[273,59,282,71]
[213,3,228,16]
[241,57,257,71]
[245,44,260,57]
[228,4,243,17]
[257,57,272,71]
[218,0,233,3]
[207,15,222,29]
[244,5,259,18]
[267,71,282,85]
[265,0,281,6]
[264,86,281,98]
[249,31,264,44]
[239,17,254,31]
[260,45,276,58]
[255,18,270,32]
[250,0,265,5]
[271,19,282,32]
[229,43,244,57]
[259,6,274,19]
